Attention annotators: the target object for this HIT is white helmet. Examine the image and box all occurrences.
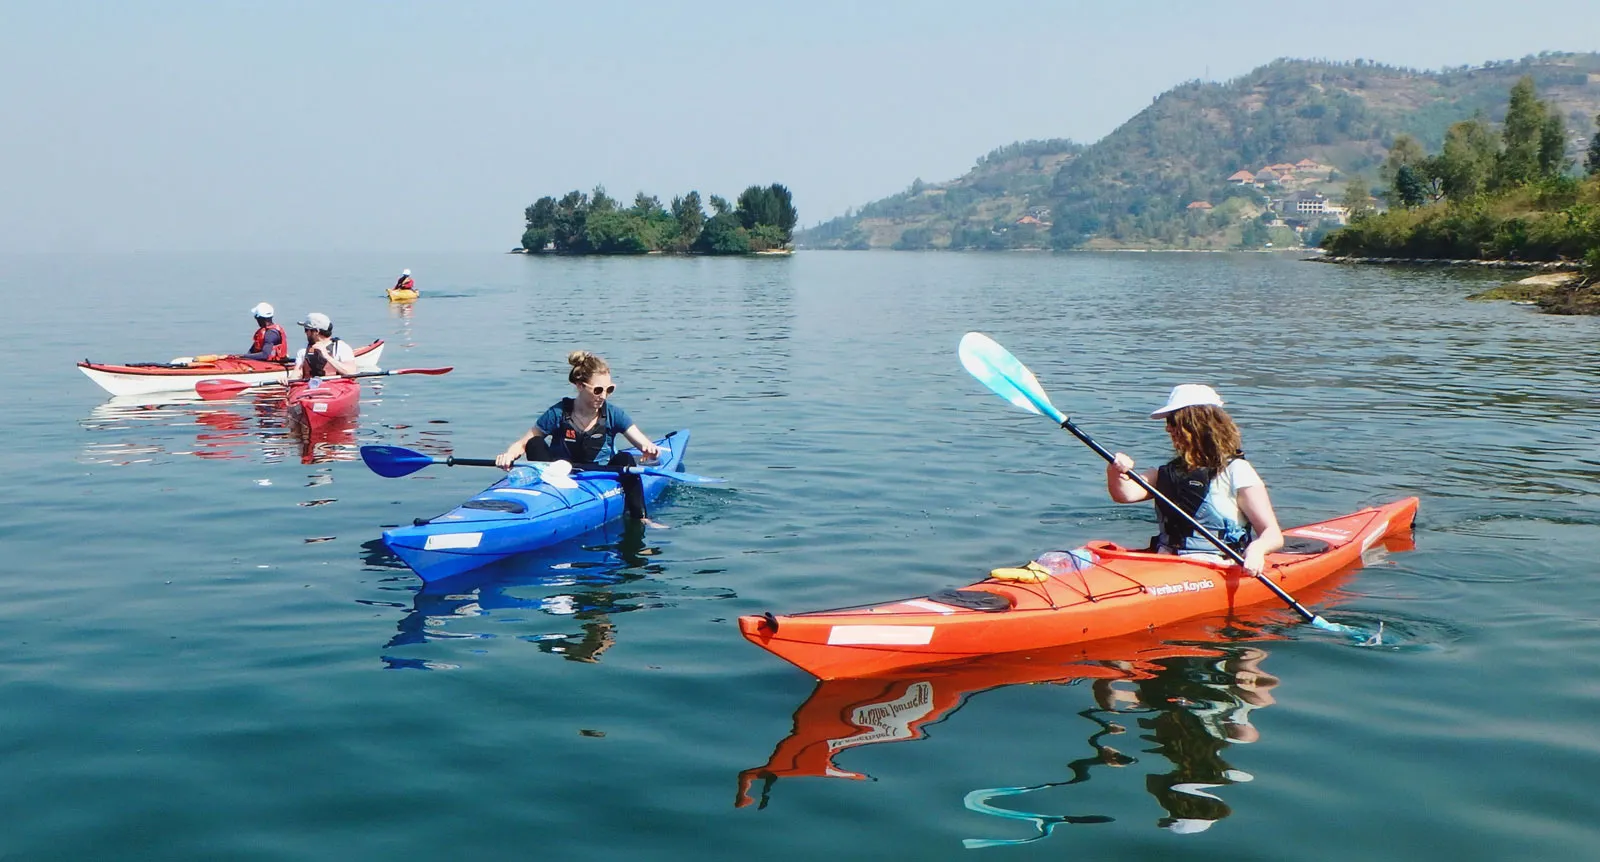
[250,302,275,319]
[401,269,411,276]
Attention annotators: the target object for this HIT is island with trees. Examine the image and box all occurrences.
[518,184,797,255]
[1322,76,1600,311]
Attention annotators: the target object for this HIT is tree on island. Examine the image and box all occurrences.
[521,183,797,255]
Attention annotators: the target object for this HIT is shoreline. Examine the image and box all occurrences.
[1313,255,1580,271]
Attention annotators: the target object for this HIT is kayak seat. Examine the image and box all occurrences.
[463,498,527,514]
[927,589,1012,612]
[1277,535,1332,555]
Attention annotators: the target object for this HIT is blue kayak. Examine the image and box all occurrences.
[382,430,690,582]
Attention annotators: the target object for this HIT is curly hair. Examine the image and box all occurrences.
[1165,404,1243,472]
[566,350,611,384]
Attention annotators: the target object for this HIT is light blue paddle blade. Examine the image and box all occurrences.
[1312,614,1381,645]
[958,332,1068,424]
[570,467,727,485]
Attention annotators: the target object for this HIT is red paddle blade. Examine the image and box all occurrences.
[392,366,453,375]
[195,379,254,399]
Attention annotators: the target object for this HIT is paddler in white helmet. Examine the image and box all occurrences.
[237,302,288,362]
[393,268,416,294]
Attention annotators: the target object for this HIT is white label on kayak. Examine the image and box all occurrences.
[1289,526,1352,543]
[1145,578,1215,597]
[827,625,934,646]
[901,599,957,615]
[313,402,328,413]
[424,532,482,550]
[1359,519,1390,552]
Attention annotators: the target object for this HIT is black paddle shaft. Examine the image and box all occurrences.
[1058,418,1318,623]
[445,457,500,468]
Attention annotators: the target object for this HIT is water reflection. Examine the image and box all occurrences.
[737,607,1319,844]
[365,520,732,668]
[80,388,389,465]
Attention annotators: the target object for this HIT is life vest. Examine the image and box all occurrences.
[395,275,415,290]
[1152,457,1253,555]
[550,398,612,463]
[304,337,342,378]
[251,323,289,362]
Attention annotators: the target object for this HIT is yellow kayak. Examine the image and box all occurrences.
[387,288,419,302]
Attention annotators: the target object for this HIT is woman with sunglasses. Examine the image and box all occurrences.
[496,350,664,525]
[1104,384,1283,577]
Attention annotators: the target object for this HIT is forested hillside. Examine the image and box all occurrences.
[800,53,1600,250]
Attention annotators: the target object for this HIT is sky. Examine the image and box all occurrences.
[1,0,1597,252]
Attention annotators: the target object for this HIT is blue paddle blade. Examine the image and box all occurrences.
[360,445,441,478]
[958,332,1068,424]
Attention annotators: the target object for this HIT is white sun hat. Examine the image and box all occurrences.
[1150,384,1224,419]
[250,302,275,318]
[402,268,411,275]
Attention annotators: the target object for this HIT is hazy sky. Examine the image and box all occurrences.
[2,1,1596,252]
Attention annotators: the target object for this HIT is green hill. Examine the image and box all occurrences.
[799,53,1600,250]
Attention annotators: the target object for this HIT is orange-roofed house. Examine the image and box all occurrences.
[1228,170,1255,185]
[1186,201,1213,210]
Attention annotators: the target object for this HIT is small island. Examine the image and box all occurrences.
[1322,76,1600,312]
[518,184,797,255]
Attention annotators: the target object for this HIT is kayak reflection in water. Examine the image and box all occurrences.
[495,350,666,528]
[380,519,662,667]
[961,645,1281,846]
[1105,384,1283,577]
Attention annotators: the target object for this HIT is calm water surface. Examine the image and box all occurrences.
[3,251,1599,860]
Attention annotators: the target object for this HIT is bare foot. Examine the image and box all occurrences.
[641,518,671,530]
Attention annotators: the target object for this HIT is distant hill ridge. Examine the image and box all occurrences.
[800,53,1600,250]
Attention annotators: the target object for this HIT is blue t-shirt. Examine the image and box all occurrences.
[535,399,634,462]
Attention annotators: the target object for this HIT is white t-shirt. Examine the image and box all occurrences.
[1201,459,1263,527]
[293,339,357,376]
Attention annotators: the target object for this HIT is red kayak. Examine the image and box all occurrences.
[285,378,360,432]
[740,498,1418,680]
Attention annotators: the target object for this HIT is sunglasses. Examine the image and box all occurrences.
[585,384,616,396]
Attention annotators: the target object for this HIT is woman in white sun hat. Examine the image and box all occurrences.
[1104,384,1283,576]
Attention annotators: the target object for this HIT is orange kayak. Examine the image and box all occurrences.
[739,497,1418,680]
[736,594,1351,807]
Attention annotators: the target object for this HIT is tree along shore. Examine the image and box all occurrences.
[1320,76,1600,301]
[520,184,797,255]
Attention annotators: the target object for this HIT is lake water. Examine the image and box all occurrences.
[4,250,1600,860]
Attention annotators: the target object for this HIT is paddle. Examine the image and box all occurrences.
[195,367,454,399]
[358,444,725,485]
[957,331,1369,640]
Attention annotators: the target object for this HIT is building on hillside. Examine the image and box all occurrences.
[1015,215,1051,226]
[1228,170,1255,185]
[1026,206,1052,219]
[1186,201,1213,210]
[1269,163,1297,174]
[1295,158,1328,173]
[1289,191,1331,214]
[1253,169,1282,187]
